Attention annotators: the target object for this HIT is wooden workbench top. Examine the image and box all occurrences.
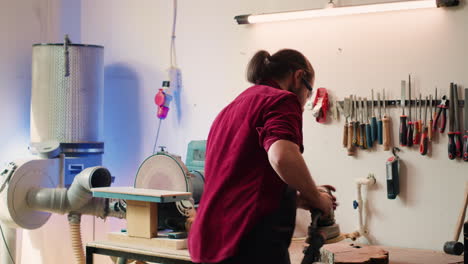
[87,239,464,264]
[87,240,191,261]
[289,240,464,264]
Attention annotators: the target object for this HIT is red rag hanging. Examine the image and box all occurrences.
[312,88,329,123]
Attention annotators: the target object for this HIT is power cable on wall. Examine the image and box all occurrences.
[152,118,163,154]
[152,0,178,154]
[170,0,178,68]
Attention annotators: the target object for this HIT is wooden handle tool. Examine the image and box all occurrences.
[453,182,468,242]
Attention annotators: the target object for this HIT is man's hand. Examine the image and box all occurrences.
[318,185,338,210]
[297,190,334,216]
[297,185,338,216]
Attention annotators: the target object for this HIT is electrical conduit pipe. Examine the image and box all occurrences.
[354,174,376,241]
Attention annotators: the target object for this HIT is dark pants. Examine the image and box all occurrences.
[203,187,297,264]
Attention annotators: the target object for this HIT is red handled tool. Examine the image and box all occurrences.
[432,87,438,137]
[399,80,408,146]
[463,88,468,161]
[420,96,429,155]
[413,94,422,145]
[429,94,434,141]
[448,83,462,160]
[434,95,448,133]
[453,84,463,158]
[452,83,462,158]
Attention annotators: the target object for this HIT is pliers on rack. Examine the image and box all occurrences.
[433,96,448,133]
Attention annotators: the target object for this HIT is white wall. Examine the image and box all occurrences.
[81,0,467,252]
[0,0,95,263]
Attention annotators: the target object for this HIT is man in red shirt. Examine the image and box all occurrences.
[188,49,336,264]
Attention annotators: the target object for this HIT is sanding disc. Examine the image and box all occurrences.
[134,153,191,193]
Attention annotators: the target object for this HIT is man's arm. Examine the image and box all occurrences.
[268,139,332,214]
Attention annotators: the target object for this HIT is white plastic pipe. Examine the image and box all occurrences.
[355,175,376,239]
[27,167,112,215]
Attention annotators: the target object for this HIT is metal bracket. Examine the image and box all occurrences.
[0,162,17,193]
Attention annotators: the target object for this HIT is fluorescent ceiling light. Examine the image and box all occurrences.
[235,0,453,24]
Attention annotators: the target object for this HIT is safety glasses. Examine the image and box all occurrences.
[302,77,313,92]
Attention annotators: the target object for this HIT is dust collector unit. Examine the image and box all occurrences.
[30,43,104,144]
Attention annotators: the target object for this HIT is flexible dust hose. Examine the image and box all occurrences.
[68,214,85,264]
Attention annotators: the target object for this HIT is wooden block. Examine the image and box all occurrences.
[108,232,187,250]
[320,243,389,264]
[92,187,191,203]
[126,200,158,238]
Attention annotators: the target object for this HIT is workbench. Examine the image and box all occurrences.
[85,239,464,264]
[86,240,191,264]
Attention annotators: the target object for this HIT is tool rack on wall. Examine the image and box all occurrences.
[337,100,465,107]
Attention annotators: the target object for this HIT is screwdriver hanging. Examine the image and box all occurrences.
[420,96,429,156]
[432,87,438,137]
[353,95,360,148]
[413,94,422,145]
[463,88,468,161]
[347,95,355,156]
[377,92,383,145]
[453,84,462,158]
[383,89,391,151]
[448,83,457,160]
[360,97,367,149]
[447,83,463,159]
[407,75,414,147]
[365,98,373,148]
[399,80,408,147]
[341,99,349,148]
[429,94,434,141]
[371,89,378,143]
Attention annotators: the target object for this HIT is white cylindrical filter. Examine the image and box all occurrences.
[30,43,104,144]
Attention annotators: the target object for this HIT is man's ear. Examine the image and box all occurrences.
[294,69,305,82]
[293,69,303,85]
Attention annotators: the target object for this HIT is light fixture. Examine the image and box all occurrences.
[235,0,459,25]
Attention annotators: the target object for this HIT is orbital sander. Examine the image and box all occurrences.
[301,188,360,264]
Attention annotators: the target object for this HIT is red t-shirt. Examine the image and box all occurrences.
[188,81,304,263]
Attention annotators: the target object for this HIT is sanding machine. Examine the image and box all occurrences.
[133,141,206,231]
